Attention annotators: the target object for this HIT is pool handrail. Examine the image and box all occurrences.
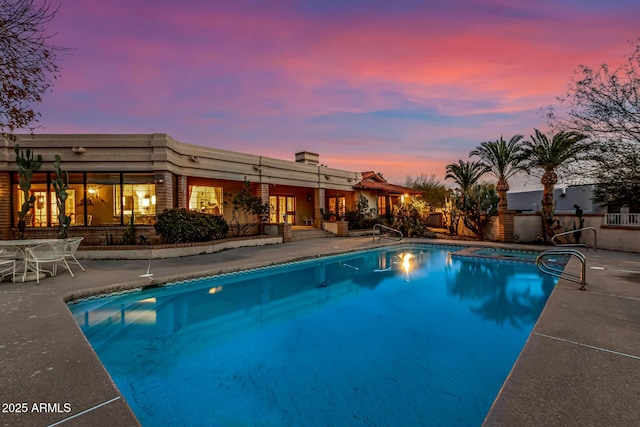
[551,226,597,251]
[373,224,403,243]
[536,248,587,290]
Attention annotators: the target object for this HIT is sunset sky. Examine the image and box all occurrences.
[34,0,640,189]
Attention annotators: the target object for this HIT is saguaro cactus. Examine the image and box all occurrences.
[15,145,42,239]
[52,154,71,238]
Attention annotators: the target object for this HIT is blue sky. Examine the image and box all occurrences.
[31,0,640,189]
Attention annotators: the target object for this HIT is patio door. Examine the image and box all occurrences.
[269,195,295,224]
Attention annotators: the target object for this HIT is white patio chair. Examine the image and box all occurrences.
[24,240,74,284]
[64,237,85,272]
[0,248,18,283]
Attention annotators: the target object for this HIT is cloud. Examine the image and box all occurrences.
[34,0,640,183]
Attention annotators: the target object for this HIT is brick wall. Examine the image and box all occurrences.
[0,174,10,237]
[256,183,269,204]
[498,211,515,242]
[176,175,187,209]
[155,171,174,213]
[314,188,324,228]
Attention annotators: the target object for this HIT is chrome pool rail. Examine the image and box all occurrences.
[536,248,587,291]
[551,227,597,251]
[373,224,403,243]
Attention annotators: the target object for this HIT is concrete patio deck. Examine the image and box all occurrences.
[0,237,638,426]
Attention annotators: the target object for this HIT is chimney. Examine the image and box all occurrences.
[295,151,319,165]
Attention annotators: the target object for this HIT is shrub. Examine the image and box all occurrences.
[390,198,431,237]
[225,179,270,236]
[154,208,229,243]
[345,194,379,230]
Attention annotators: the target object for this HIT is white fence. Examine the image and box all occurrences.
[604,213,640,227]
[512,213,640,252]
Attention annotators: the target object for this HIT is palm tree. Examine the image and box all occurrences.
[470,135,525,211]
[445,160,489,237]
[445,160,487,195]
[521,129,589,238]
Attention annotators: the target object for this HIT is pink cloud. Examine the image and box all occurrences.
[33,1,640,184]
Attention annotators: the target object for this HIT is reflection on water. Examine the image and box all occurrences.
[69,245,557,426]
[71,246,556,349]
[446,260,556,328]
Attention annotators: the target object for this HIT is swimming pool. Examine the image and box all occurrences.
[69,244,556,426]
[469,247,542,262]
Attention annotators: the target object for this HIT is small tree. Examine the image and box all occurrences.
[447,193,462,236]
[14,144,41,239]
[405,174,449,210]
[344,194,378,229]
[390,198,431,237]
[550,37,640,211]
[1,0,68,139]
[452,183,500,239]
[51,154,71,238]
[445,160,488,195]
[225,179,270,236]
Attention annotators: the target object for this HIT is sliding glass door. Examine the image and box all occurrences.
[269,195,295,224]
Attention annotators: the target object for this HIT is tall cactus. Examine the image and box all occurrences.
[15,145,42,239]
[573,204,585,243]
[52,154,71,238]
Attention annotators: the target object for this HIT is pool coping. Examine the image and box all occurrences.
[1,237,638,426]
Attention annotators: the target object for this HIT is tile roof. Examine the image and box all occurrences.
[353,177,423,195]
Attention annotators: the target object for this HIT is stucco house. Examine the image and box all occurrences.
[1,134,418,242]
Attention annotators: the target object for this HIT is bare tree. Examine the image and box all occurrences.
[549,37,640,210]
[404,174,450,210]
[1,0,67,139]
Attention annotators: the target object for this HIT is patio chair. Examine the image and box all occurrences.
[64,237,85,272]
[0,248,18,283]
[24,240,74,284]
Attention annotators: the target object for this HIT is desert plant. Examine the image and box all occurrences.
[452,183,500,239]
[14,144,42,239]
[573,204,585,242]
[390,198,431,237]
[52,154,71,238]
[122,214,136,245]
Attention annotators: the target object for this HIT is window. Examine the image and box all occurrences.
[12,172,157,227]
[13,172,48,227]
[188,186,223,214]
[327,195,346,219]
[269,195,295,223]
[116,174,157,224]
[82,173,156,225]
[377,196,387,216]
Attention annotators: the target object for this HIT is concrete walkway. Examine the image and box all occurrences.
[0,237,638,426]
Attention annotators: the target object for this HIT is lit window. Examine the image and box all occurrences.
[189,186,223,214]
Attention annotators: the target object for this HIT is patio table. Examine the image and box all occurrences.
[0,239,59,282]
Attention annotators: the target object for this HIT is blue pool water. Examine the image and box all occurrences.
[69,245,556,426]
